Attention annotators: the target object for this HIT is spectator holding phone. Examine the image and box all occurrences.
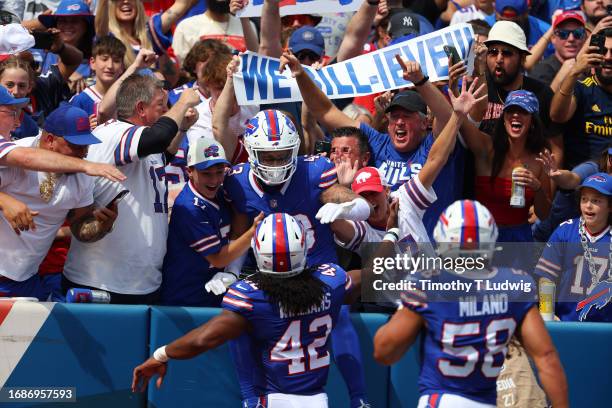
[33,0,96,94]
[550,27,612,170]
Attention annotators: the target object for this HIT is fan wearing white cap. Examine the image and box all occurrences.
[374,197,569,408]
[160,138,263,306]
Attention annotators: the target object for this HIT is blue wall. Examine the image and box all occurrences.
[1,304,610,407]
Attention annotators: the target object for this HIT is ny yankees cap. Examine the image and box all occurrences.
[187,137,230,171]
[385,90,428,115]
[289,26,325,57]
[503,90,539,114]
[351,167,390,195]
[44,103,100,145]
[580,173,612,196]
[389,11,421,39]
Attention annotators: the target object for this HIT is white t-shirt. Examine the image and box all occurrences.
[450,5,488,25]
[336,175,437,256]
[0,136,94,281]
[186,97,259,147]
[172,13,256,61]
[64,120,169,294]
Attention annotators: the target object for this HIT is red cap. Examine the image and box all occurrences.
[553,10,585,28]
[351,167,388,195]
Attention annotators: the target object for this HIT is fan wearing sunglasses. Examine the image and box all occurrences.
[531,11,588,89]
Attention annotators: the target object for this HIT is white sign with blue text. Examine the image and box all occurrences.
[233,24,475,106]
[237,0,364,18]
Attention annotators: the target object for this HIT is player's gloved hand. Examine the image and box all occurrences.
[315,197,371,224]
[204,272,238,295]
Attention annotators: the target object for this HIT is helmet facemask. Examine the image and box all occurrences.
[248,144,300,185]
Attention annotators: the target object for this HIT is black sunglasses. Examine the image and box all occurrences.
[295,51,320,62]
[554,27,586,40]
[486,47,517,58]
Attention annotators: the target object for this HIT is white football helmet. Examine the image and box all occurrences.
[243,109,300,185]
[252,213,308,278]
[433,200,499,260]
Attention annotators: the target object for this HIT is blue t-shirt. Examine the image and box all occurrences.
[160,181,231,306]
[359,123,464,236]
[222,263,350,395]
[535,217,612,322]
[224,156,339,266]
[564,76,612,169]
[403,267,536,404]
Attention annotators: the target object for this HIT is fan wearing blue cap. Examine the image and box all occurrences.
[0,103,125,300]
[460,88,553,244]
[535,172,612,322]
[34,0,95,80]
[0,85,29,139]
[160,138,262,307]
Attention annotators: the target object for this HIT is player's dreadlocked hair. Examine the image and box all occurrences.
[249,267,330,317]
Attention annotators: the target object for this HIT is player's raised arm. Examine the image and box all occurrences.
[132,310,250,392]
[517,306,569,408]
[373,306,424,365]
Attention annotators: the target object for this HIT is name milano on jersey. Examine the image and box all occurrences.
[64,120,170,294]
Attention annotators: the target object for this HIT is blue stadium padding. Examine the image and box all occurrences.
[546,322,612,408]
[387,337,421,408]
[326,313,389,408]
[147,307,242,408]
[2,303,148,408]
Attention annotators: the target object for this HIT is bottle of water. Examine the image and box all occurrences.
[66,288,111,303]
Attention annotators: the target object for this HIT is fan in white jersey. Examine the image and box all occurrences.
[0,104,118,299]
[63,73,201,304]
[327,76,488,255]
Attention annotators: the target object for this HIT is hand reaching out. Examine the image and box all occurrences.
[396,54,425,84]
[374,91,392,114]
[448,76,487,116]
[535,149,562,178]
[448,59,467,97]
[335,158,360,187]
[279,50,304,77]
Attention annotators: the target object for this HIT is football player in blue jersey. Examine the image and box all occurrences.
[160,138,263,306]
[535,172,612,322]
[373,199,569,408]
[132,213,360,408]
[206,109,372,407]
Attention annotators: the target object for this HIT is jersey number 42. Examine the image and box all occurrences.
[271,315,332,375]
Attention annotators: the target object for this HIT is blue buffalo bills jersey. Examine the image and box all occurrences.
[535,218,612,322]
[160,181,231,306]
[402,268,536,405]
[69,86,103,116]
[222,263,351,395]
[224,156,338,266]
[359,123,464,236]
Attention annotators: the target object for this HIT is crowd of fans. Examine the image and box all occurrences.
[1,0,610,310]
[0,0,610,404]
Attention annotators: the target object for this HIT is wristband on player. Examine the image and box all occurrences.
[153,345,169,363]
[383,227,400,243]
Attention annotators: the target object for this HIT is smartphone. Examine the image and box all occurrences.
[590,33,606,55]
[607,4,612,16]
[314,140,331,156]
[107,190,129,209]
[32,31,54,50]
[443,45,461,66]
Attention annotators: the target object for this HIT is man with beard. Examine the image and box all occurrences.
[550,28,612,169]
[479,21,563,162]
[582,0,612,33]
